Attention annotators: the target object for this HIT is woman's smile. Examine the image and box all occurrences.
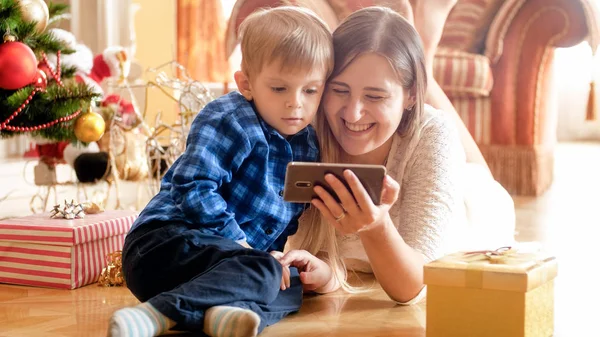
[343,119,376,133]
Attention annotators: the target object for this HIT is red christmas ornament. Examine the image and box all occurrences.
[38,61,52,78]
[0,35,38,90]
[31,68,47,90]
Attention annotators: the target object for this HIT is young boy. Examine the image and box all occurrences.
[108,6,333,337]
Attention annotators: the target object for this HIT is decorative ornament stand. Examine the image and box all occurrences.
[28,61,216,213]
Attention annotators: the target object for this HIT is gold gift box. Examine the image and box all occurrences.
[424,247,557,337]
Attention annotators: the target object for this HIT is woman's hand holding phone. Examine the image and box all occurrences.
[311,170,400,235]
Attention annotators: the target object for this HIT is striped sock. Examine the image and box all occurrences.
[203,306,261,337]
[108,302,175,337]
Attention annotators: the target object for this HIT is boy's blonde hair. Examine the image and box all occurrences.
[238,6,334,78]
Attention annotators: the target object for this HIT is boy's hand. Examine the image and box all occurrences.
[269,251,291,291]
[280,250,334,293]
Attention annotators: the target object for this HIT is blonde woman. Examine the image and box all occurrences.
[282,6,515,304]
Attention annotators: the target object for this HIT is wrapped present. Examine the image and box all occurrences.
[0,210,137,289]
[424,245,557,337]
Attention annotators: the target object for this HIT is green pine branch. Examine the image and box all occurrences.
[10,17,35,36]
[1,82,101,142]
[0,0,19,18]
[61,65,77,79]
[46,82,99,101]
[0,0,101,142]
[4,86,36,107]
[3,82,99,115]
[48,2,69,18]
[1,0,72,56]
[47,2,71,28]
[23,33,75,55]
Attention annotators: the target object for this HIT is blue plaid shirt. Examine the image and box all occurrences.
[131,91,319,251]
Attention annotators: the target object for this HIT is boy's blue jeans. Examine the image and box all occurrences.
[122,222,303,334]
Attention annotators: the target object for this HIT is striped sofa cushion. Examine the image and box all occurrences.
[440,0,505,53]
[433,48,494,98]
[450,96,491,145]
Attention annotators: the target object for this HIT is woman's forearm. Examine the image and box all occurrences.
[314,253,343,294]
[314,269,341,294]
[358,215,425,303]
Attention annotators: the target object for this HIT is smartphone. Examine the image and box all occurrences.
[283,162,387,205]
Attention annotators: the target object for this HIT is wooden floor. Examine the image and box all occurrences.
[0,142,598,337]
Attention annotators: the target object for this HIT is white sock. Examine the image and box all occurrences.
[108,302,175,337]
[203,306,261,337]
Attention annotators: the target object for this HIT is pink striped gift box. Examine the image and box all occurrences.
[0,210,137,289]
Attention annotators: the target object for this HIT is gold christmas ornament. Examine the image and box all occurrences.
[74,108,106,143]
[17,0,50,34]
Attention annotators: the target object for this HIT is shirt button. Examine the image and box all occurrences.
[265,228,274,235]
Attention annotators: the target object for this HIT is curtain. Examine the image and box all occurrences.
[177,0,231,83]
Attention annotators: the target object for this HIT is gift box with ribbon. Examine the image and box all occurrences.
[424,244,557,337]
[0,209,137,289]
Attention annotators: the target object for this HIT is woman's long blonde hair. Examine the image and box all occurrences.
[292,6,428,292]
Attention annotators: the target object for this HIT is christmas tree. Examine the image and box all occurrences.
[0,0,101,143]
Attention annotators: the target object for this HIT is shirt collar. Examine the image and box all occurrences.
[288,124,318,155]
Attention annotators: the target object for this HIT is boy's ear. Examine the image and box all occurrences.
[234,71,253,101]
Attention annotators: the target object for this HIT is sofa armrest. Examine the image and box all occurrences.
[485,0,591,63]
[484,0,592,147]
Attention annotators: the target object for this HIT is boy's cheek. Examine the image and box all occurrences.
[308,100,322,115]
[314,93,325,104]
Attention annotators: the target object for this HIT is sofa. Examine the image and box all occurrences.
[225,0,600,196]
